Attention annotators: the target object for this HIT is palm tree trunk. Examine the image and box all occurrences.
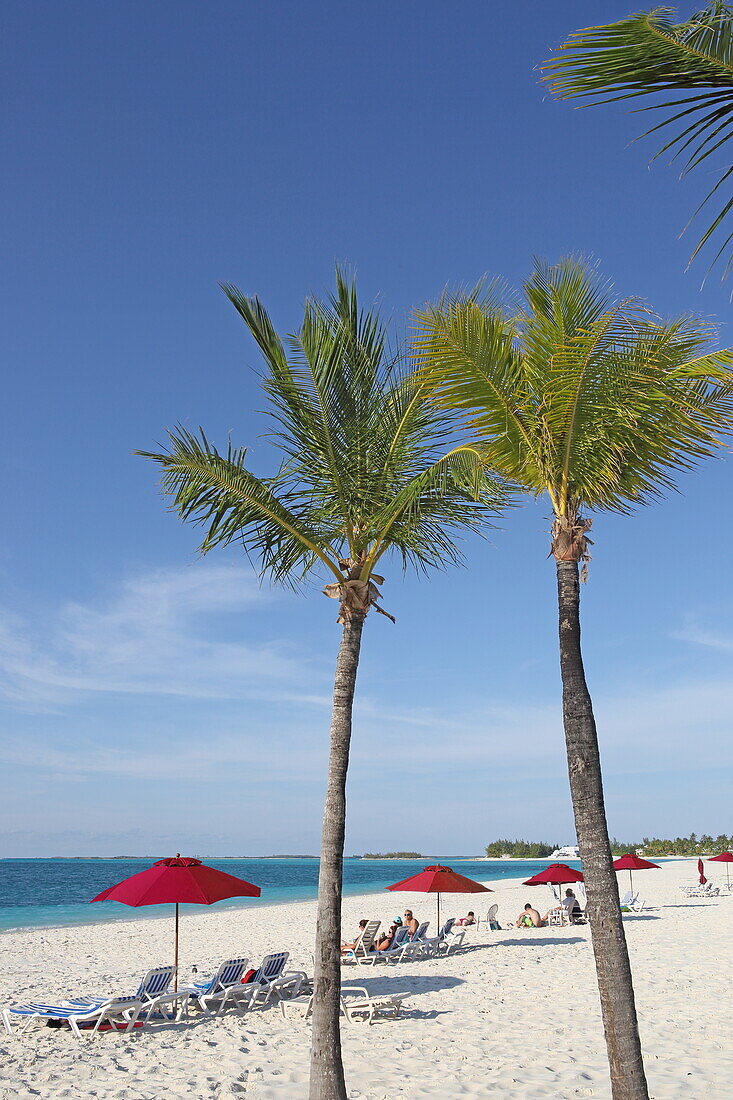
[556,559,649,1100]
[309,612,365,1100]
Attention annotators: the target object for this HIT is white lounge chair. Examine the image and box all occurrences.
[422,918,464,957]
[244,952,305,1007]
[372,926,409,962]
[340,985,411,1024]
[476,905,500,931]
[280,985,412,1026]
[390,921,430,962]
[3,964,180,1037]
[179,957,249,1015]
[341,921,381,966]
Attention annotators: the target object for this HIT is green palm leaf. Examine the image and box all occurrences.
[141,269,510,601]
[543,2,733,275]
[414,255,733,519]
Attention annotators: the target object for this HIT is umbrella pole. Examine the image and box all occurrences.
[174,902,179,992]
[437,893,440,930]
[629,869,633,895]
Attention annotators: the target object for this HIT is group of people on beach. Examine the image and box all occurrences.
[340,908,420,955]
[340,907,479,955]
[514,889,582,928]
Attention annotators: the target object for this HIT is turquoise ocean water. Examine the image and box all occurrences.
[0,857,571,932]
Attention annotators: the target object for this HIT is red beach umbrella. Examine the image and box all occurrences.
[523,862,584,905]
[709,851,733,888]
[612,854,660,895]
[386,865,491,928]
[91,855,261,988]
[698,858,707,886]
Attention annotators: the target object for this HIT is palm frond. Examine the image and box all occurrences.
[136,426,344,587]
[142,272,512,601]
[413,256,733,521]
[543,2,733,275]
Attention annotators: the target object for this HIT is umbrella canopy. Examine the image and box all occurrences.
[92,856,261,906]
[523,863,584,886]
[709,851,733,887]
[612,853,660,895]
[523,863,584,907]
[92,855,260,988]
[698,858,707,885]
[386,865,491,927]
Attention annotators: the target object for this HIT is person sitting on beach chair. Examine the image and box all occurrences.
[543,889,583,925]
[374,917,403,952]
[341,919,368,955]
[515,903,544,928]
[403,910,419,937]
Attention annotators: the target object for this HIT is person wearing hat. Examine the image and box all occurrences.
[374,916,403,952]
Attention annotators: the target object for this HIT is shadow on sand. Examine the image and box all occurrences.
[493,936,586,948]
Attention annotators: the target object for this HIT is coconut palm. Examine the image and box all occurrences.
[543,2,733,277]
[139,271,507,1100]
[414,256,733,1100]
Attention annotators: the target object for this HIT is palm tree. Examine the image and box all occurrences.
[543,2,733,278]
[139,271,507,1100]
[414,256,733,1100]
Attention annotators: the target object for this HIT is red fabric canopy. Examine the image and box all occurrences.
[91,855,261,907]
[708,851,733,863]
[613,854,659,871]
[523,862,584,886]
[386,865,492,895]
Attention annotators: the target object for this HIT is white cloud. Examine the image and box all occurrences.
[0,564,316,709]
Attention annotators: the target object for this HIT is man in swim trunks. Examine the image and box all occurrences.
[515,902,543,928]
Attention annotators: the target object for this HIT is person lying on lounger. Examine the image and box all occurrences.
[374,917,403,952]
[341,919,368,954]
[515,903,544,928]
[456,911,476,926]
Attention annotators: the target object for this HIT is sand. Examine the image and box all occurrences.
[0,858,730,1100]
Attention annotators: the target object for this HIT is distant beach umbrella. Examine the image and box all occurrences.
[612,854,659,895]
[698,858,707,886]
[386,865,491,928]
[708,851,733,888]
[91,855,260,989]
[523,862,584,905]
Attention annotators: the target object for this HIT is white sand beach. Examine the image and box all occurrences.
[0,858,730,1100]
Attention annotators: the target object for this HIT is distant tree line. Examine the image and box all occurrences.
[484,839,557,858]
[361,851,423,859]
[613,834,732,858]
[482,834,733,859]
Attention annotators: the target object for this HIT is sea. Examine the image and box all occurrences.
[0,857,568,933]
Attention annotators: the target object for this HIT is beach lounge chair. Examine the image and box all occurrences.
[476,905,500,931]
[435,922,466,957]
[244,952,305,1007]
[3,965,180,1037]
[68,964,183,1023]
[341,920,381,965]
[340,985,411,1024]
[421,918,460,956]
[389,921,430,962]
[372,926,409,961]
[280,985,412,1026]
[179,957,249,1015]
[2,996,144,1038]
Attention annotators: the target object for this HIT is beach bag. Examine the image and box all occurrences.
[241,969,257,984]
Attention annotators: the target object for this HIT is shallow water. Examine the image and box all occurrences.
[0,856,568,931]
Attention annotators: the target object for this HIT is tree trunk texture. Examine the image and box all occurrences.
[556,560,649,1100]
[309,612,365,1100]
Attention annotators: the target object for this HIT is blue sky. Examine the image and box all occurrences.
[2,1,731,856]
